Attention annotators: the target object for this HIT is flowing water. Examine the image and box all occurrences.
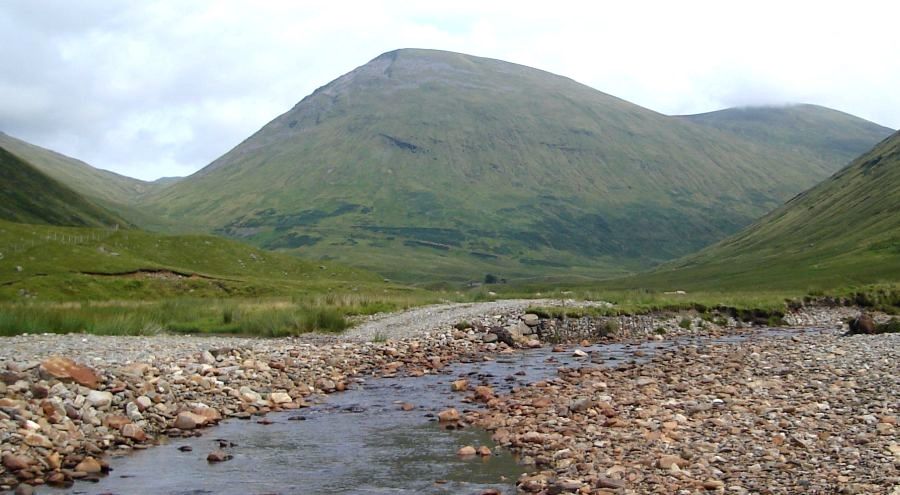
[53,328,811,495]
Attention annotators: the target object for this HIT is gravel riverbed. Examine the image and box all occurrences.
[0,301,895,494]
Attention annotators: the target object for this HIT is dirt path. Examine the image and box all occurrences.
[346,298,608,341]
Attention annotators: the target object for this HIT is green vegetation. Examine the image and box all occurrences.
[876,319,900,334]
[0,298,358,337]
[615,131,900,291]
[0,219,397,301]
[0,132,176,230]
[680,104,892,170]
[124,49,890,283]
[0,147,124,227]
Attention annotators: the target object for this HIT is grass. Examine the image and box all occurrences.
[613,131,900,292]
[0,294,429,337]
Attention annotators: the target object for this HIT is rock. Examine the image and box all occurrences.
[702,479,725,490]
[174,411,207,430]
[400,403,415,411]
[596,477,625,489]
[75,456,102,474]
[85,390,113,408]
[0,370,27,384]
[207,450,232,462]
[2,454,34,471]
[474,385,494,401]
[193,407,222,423]
[481,333,498,344]
[477,446,493,456]
[438,408,460,422]
[122,423,147,442]
[39,356,99,388]
[457,445,477,456]
[569,398,593,413]
[104,414,131,429]
[523,314,541,327]
[525,339,542,348]
[269,392,293,404]
[24,433,53,448]
[522,431,545,443]
[238,386,262,403]
[572,349,589,358]
[490,326,517,347]
[200,350,216,364]
[848,313,876,334]
[14,484,35,495]
[135,395,153,411]
[315,377,336,392]
[451,379,469,392]
[658,455,689,469]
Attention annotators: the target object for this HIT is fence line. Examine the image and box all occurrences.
[0,224,120,258]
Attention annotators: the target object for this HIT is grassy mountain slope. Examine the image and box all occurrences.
[0,219,388,301]
[141,49,891,283]
[680,104,892,170]
[0,132,178,229]
[620,131,900,290]
[0,146,125,227]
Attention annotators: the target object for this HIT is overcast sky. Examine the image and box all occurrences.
[2,1,898,181]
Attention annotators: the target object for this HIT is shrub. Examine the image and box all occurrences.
[678,317,692,329]
[599,319,619,337]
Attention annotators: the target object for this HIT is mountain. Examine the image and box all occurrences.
[0,132,179,229]
[625,131,900,290]
[680,104,893,170]
[0,145,125,227]
[123,49,892,281]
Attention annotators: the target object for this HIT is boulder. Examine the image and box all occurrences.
[122,423,147,441]
[848,314,876,334]
[86,390,113,408]
[523,313,541,327]
[39,356,99,388]
[207,449,233,462]
[474,385,494,402]
[450,379,468,392]
[270,392,293,404]
[75,456,102,474]
[457,445,477,456]
[438,408,461,422]
[2,454,35,471]
[174,411,207,430]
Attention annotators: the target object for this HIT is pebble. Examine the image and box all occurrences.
[0,304,882,493]
[477,324,899,494]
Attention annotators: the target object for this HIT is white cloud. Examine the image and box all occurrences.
[0,0,898,180]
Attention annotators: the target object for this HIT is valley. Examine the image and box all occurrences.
[1,36,899,495]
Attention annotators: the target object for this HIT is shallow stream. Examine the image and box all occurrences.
[54,328,809,495]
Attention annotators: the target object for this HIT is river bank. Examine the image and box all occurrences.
[475,330,899,494]
[0,302,888,492]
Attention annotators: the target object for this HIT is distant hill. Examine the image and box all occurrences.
[139,48,893,282]
[0,145,125,227]
[0,132,179,229]
[680,104,892,169]
[625,131,900,290]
